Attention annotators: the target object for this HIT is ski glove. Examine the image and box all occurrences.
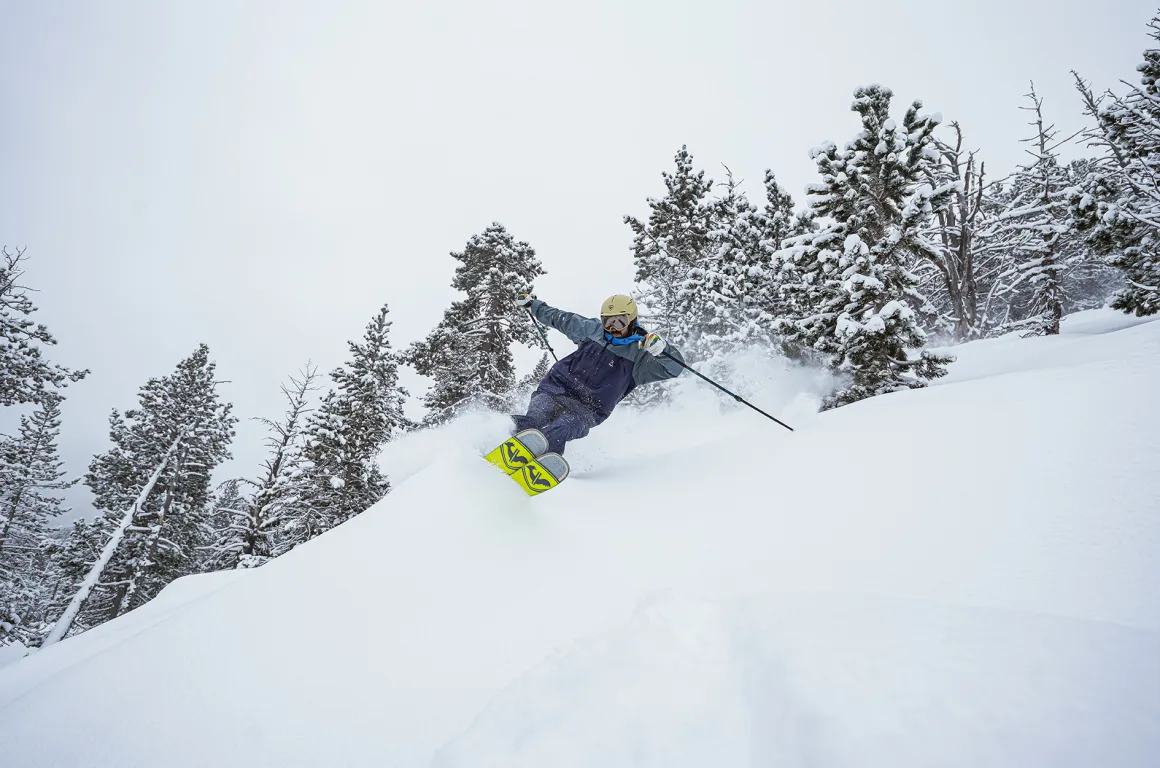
[515,292,536,309]
[640,332,666,356]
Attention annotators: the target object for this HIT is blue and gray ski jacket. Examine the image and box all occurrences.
[528,299,685,423]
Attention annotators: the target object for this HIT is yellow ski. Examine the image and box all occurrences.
[483,429,546,475]
[507,453,569,496]
[483,429,570,496]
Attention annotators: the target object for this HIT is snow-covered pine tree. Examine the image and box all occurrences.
[245,365,317,564]
[776,85,955,408]
[203,365,318,569]
[43,437,182,646]
[1059,159,1125,311]
[198,479,251,572]
[37,518,105,641]
[524,352,553,387]
[405,224,545,423]
[625,147,717,337]
[1069,16,1160,316]
[55,519,105,591]
[0,396,77,647]
[65,344,236,634]
[0,536,60,650]
[510,352,553,412]
[742,170,813,341]
[759,169,810,253]
[979,86,1072,336]
[0,397,74,558]
[672,167,751,358]
[277,308,408,554]
[675,166,812,358]
[0,247,88,406]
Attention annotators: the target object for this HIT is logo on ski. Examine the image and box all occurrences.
[482,431,569,497]
[520,465,554,490]
[500,441,530,472]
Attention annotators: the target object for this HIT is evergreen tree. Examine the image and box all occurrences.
[0,396,76,647]
[980,86,1072,336]
[405,224,545,423]
[44,437,182,646]
[673,168,752,357]
[637,163,806,365]
[199,479,252,572]
[84,409,149,515]
[205,365,318,568]
[1059,159,1126,311]
[1070,16,1160,316]
[24,519,104,645]
[0,247,88,406]
[245,365,317,564]
[55,519,105,592]
[0,534,62,649]
[750,169,812,324]
[0,397,75,558]
[278,307,407,553]
[404,321,475,424]
[759,170,810,253]
[69,344,236,634]
[625,147,717,336]
[510,352,553,411]
[776,85,955,408]
[727,169,815,347]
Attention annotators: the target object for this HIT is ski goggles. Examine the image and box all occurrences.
[601,314,631,333]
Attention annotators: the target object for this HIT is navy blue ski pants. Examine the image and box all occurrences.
[512,393,597,455]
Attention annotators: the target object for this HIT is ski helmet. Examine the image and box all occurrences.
[600,294,638,334]
[600,294,638,323]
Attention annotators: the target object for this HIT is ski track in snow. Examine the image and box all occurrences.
[1,309,1158,767]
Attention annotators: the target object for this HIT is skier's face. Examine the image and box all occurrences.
[602,314,631,337]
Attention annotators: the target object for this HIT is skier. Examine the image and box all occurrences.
[511,293,685,455]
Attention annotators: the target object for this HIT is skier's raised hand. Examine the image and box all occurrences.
[515,292,536,309]
[640,332,666,356]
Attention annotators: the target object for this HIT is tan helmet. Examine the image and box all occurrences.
[600,294,638,323]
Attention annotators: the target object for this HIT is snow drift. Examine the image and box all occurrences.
[1,309,1157,767]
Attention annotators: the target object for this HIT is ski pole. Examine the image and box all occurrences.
[661,352,794,432]
[526,308,559,362]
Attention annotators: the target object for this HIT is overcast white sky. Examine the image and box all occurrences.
[1,0,1154,519]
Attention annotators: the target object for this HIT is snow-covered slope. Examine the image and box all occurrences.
[1,309,1158,767]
